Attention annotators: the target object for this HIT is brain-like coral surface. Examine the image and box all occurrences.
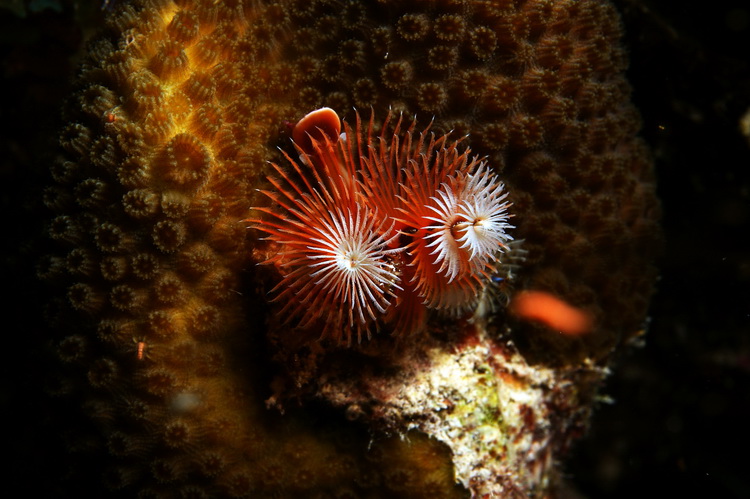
[41,0,661,497]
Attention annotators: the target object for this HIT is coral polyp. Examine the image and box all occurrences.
[251,109,513,342]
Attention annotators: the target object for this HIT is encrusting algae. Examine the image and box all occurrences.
[41,0,661,497]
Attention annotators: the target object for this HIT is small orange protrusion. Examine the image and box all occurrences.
[292,107,341,156]
[510,290,593,336]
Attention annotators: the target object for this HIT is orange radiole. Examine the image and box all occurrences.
[510,290,593,336]
[250,108,514,343]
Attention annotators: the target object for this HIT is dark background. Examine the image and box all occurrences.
[1,0,748,497]
[571,1,750,497]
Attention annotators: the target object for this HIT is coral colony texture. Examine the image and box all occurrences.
[40,0,661,497]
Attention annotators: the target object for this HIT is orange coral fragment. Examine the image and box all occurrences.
[292,107,341,156]
[510,290,593,336]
